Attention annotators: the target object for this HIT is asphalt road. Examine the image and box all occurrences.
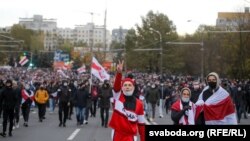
[0,106,249,141]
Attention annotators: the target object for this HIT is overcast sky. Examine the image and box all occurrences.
[0,0,249,35]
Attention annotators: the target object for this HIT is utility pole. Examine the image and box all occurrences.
[103,9,107,61]
[149,28,163,80]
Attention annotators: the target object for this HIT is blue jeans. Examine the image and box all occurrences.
[75,107,85,124]
[49,98,55,112]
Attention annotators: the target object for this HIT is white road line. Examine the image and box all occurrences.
[151,121,158,125]
[145,117,151,125]
[145,120,151,125]
[67,128,81,140]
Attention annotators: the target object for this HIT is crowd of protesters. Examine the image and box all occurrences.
[0,67,250,137]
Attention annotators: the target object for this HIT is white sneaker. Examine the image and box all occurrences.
[84,120,88,124]
[16,123,19,128]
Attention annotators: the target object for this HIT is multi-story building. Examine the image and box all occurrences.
[216,7,250,30]
[112,27,128,44]
[19,15,58,51]
[57,23,111,50]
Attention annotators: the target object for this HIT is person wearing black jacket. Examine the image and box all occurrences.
[68,80,77,120]
[0,79,4,119]
[0,80,18,137]
[74,83,89,126]
[57,80,71,127]
[98,80,112,128]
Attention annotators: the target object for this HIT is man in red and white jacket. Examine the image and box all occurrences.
[109,61,145,141]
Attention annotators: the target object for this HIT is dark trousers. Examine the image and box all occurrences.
[85,107,90,121]
[21,105,30,122]
[100,107,109,127]
[90,100,97,117]
[68,101,74,118]
[2,108,14,134]
[37,103,46,120]
[58,102,69,124]
[14,106,20,123]
[0,106,2,118]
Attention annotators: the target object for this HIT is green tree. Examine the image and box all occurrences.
[10,24,34,51]
[125,11,178,73]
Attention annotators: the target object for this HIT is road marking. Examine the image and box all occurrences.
[151,121,158,125]
[144,116,151,125]
[67,128,81,140]
[145,120,151,125]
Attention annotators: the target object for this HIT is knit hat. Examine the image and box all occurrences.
[121,78,135,87]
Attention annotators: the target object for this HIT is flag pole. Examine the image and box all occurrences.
[89,57,93,94]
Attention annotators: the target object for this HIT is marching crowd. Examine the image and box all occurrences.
[0,66,250,140]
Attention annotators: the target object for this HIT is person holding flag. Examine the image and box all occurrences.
[195,72,237,125]
[21,83,35,127]
[171,87,195,125]
[109,60,145,141]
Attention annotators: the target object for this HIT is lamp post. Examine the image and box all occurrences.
[187,20,205,82]
[149,28,163,80]
[149,28,164,118]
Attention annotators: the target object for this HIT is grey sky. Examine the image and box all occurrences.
[0,0,248,34]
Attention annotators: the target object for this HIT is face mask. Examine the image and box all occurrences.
[181,97,190,103]
[193,85,199,90]
[6,83,12,88]
[74,82,77,87]
[123,90,134,96]
[25,85,30,90]
[238,87,242,91]
[64,83,68,86]
[208,82,217,89]
[151,85,156,88]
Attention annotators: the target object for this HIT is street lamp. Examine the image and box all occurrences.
[149,28,163,80]
[187,20,205,82]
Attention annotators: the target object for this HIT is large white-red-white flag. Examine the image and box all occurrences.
[19,56,29,66]
[91,57,110,82]
[77,65,86,74]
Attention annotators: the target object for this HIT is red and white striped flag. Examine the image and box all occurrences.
[195,86,237,125]
[19,56,29,66]
[77,65,86,74]
[91,57,110,82]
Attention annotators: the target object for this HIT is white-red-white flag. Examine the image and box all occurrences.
[77,65,86,74]
[91,57,110,82]
[19,56,29,66]
[57,69,69,78]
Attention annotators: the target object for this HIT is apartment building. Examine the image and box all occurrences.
[19,15,58,51]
